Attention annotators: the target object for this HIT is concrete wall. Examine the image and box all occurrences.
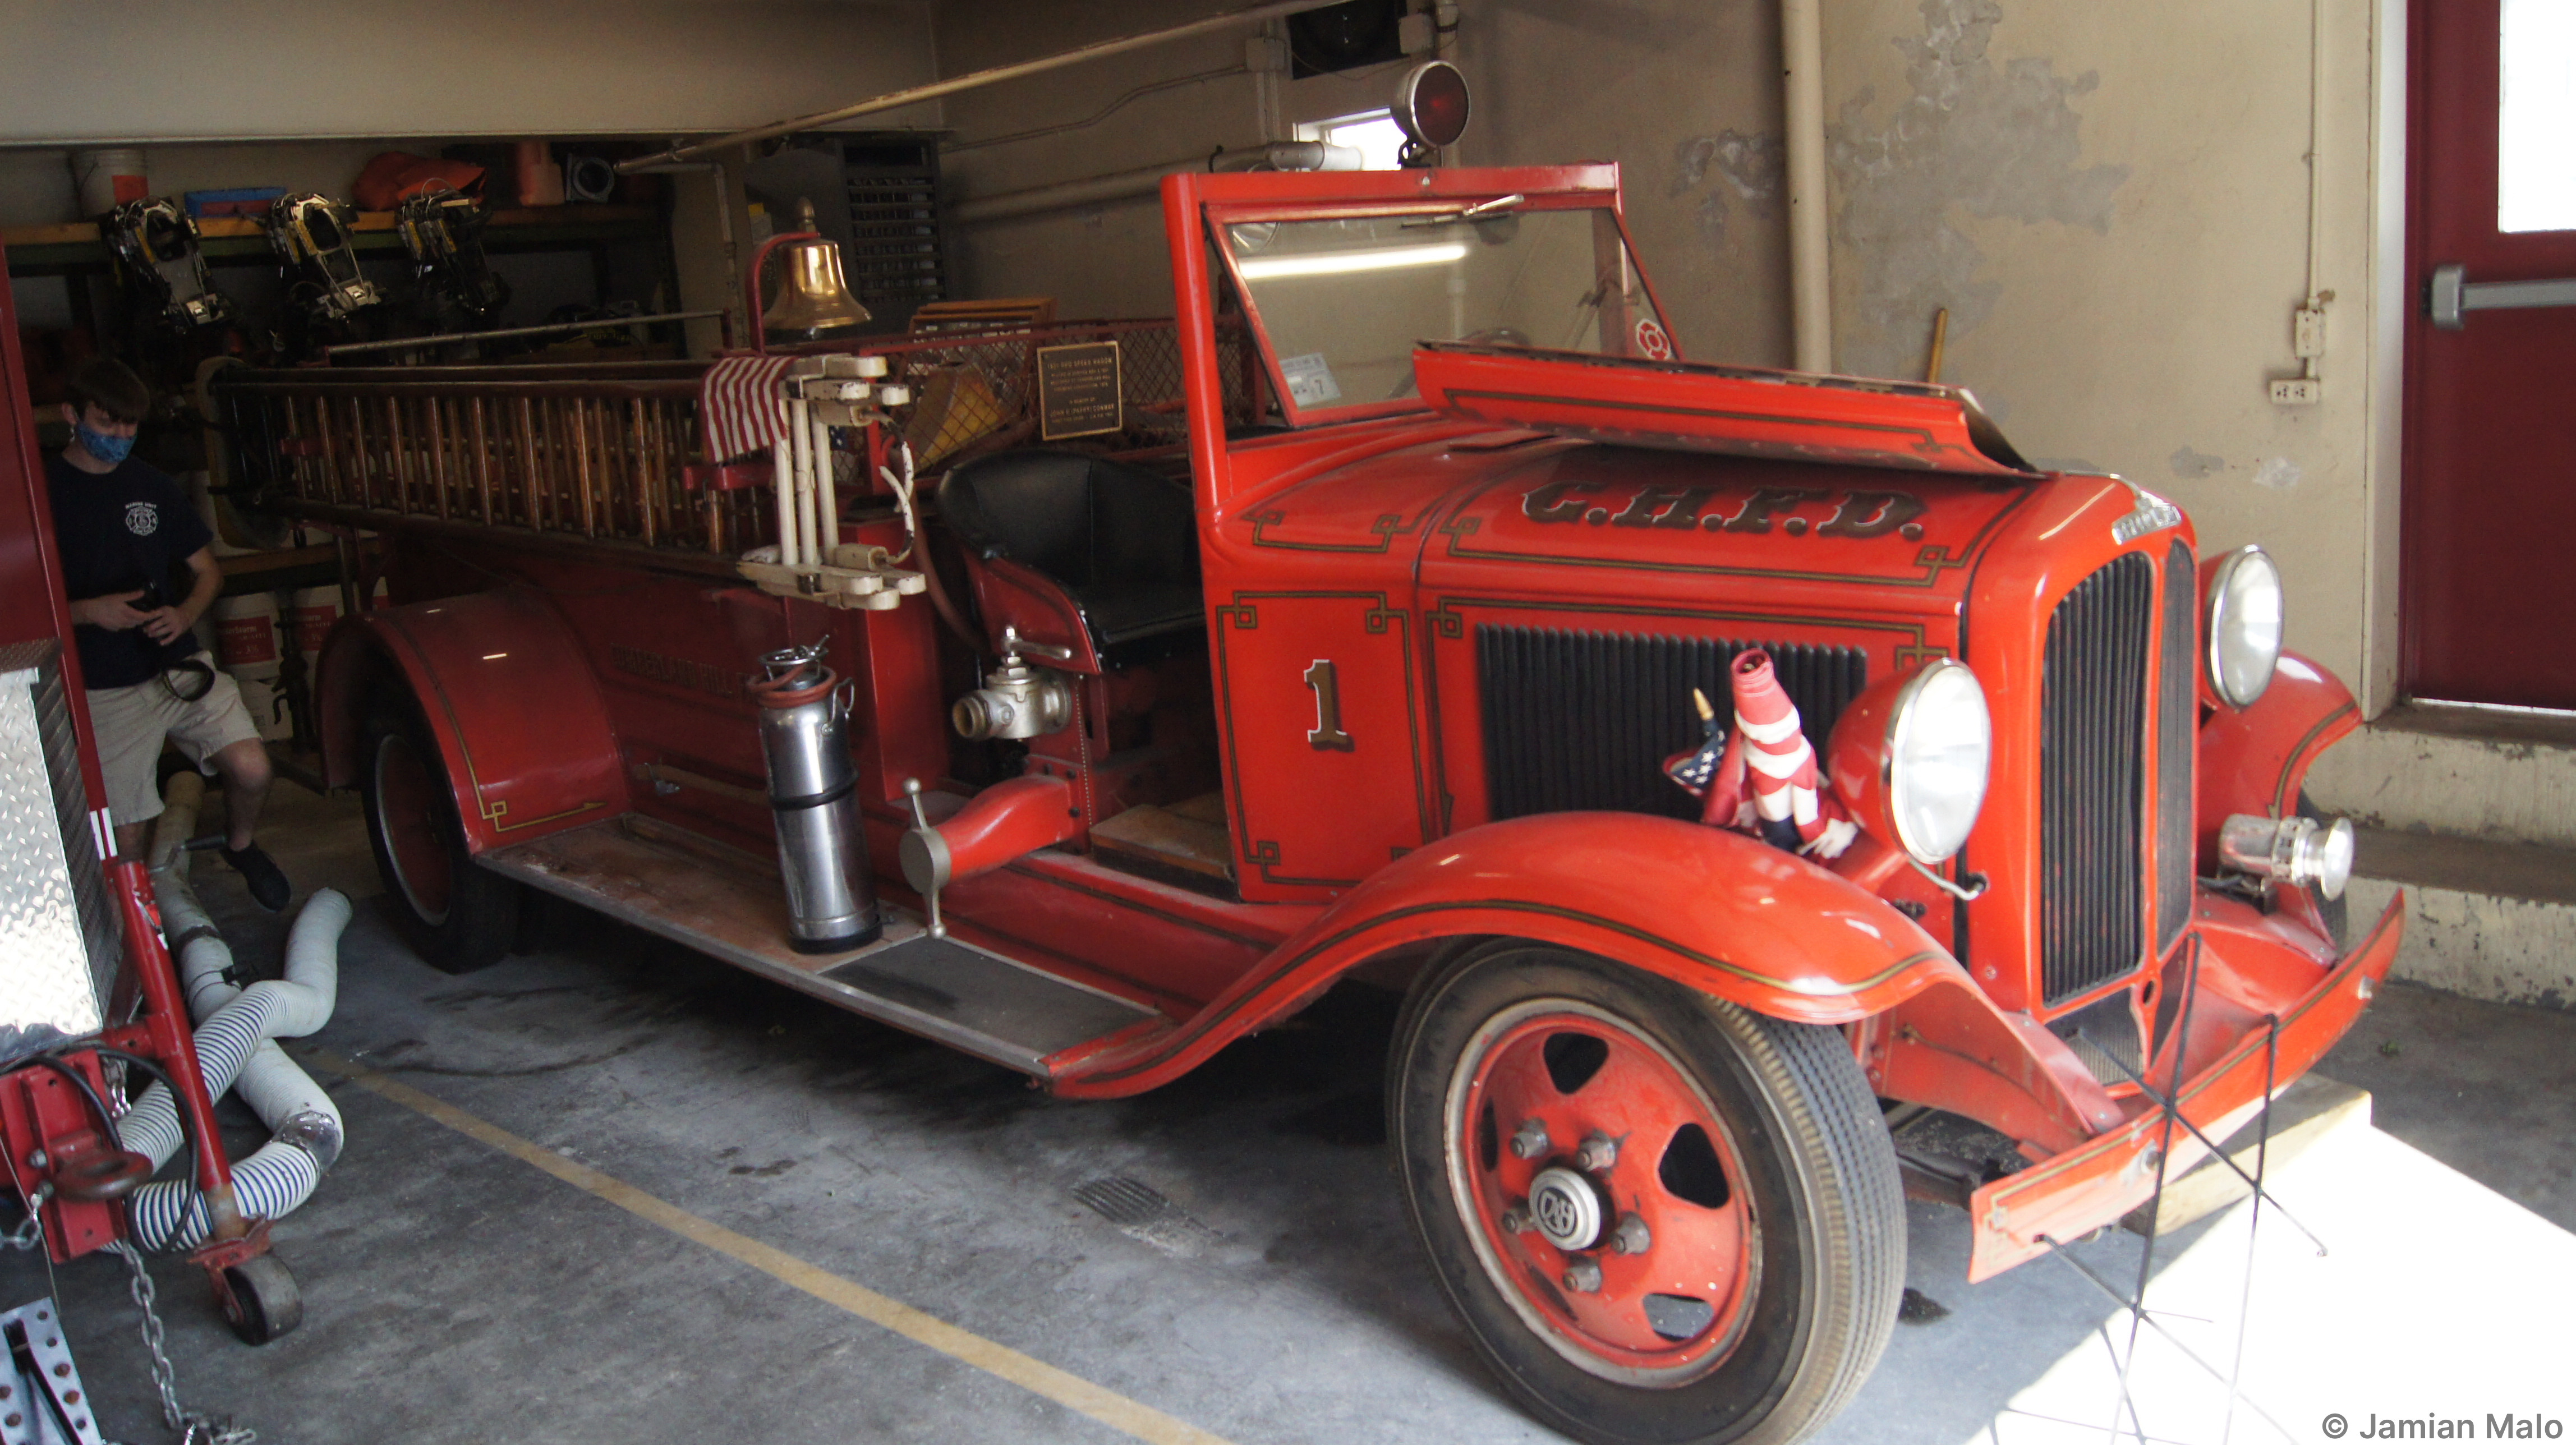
[933,0,2397,707]
[1818,0,2395,710]
[0,1,940,144]
[938,0,1437,320]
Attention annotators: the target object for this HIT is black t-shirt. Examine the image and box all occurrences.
[47,452,215,689]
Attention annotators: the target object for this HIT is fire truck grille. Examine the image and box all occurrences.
[2039,552,2155,1005]
[1478,626,1866,823]
[2155,541,2198,954]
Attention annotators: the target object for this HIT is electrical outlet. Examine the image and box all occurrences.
[2293,305,2327,359]
[2270,378,2323,406]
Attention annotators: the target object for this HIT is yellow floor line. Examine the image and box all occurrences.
[296,1047,1236,1445]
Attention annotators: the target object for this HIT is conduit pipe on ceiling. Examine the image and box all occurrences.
[125,775,348,1251]
[1783,0,1833,372]
[618,0,1346,173]
[951,141,1360,226]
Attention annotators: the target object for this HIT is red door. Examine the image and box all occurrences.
[2403,0,2576,710]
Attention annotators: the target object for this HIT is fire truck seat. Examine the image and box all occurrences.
[937,449,1203,668]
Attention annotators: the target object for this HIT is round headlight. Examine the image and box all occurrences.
[2206,546,2283,708]
[1886,659,1992,864]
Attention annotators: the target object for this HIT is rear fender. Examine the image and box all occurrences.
[1057,813,1988,1096]
[2196,650,2358,861]
[317,588,627,853]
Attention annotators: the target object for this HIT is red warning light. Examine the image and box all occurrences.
[1393,61,1471,150]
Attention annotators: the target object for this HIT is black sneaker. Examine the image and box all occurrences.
[221,842,292,912]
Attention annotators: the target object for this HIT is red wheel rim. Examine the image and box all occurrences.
[1445,1000,1759,1384]
[374,732,453,926]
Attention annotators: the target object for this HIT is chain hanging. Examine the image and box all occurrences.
[104,1241,256,1445]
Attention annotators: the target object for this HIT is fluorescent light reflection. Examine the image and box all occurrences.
[1238,242,1467,280]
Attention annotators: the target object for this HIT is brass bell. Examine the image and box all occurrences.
[762,199,871,342]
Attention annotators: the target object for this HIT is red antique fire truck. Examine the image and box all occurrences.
[203,158,2395,1444]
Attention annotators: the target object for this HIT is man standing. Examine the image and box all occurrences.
[48,358,291,910]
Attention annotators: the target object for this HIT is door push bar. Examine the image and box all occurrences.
[2428,262,2576,330]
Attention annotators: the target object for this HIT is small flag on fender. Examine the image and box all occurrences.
[1663,687,1728,795]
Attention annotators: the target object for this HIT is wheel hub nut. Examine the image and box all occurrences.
[1609,1213,1651,1255]
[1562,1256,1604,1294]
[1509,1119,1551,1160]
[1526,1165,1604,1251]
[1576,1133,1618,1172]
[1499,1205,1533,1234]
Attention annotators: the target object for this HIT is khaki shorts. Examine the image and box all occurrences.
[88,668,263,827]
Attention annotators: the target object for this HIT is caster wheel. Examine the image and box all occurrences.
[222,1254,302,1345]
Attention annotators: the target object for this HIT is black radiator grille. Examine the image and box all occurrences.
[2156,541,2198,952]
[2040,554,2154,1005]
[1479,626,1867,822]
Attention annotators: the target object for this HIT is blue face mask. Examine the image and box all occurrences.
[76,421,135,467]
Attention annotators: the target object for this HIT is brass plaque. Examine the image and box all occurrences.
[1036,341,1123,441]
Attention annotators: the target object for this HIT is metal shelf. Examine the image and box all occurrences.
[3,205,665,274]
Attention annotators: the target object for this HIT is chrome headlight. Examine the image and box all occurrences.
[2205,546,2283,708]
[1885,659,1992,864]
[2218,812,2354,900]
[1826,657,1993,866]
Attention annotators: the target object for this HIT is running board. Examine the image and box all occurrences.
[477,821,1165,1078]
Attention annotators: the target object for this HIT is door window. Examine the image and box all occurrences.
[2499,0,2576,232]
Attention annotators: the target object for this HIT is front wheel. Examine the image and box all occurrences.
[1389,944,1903,1445]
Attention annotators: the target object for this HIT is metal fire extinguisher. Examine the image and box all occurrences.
[749,643,881,952]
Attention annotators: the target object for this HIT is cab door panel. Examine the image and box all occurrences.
[1212,591,1432,899]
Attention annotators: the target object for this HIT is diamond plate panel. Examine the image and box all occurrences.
[0,655,104,1065]
[1,640,121,1018]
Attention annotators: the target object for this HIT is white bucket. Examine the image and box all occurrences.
[286,586,341,668]
[210,592,281,671]
[71,148,147,217]
[232,670,295,741]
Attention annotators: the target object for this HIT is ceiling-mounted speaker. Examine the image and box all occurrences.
[1287,0,1407,78]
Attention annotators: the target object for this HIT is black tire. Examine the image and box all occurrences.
[358,692,519,973]
[1389,943,1903,1445]
[222,1254,303,1344]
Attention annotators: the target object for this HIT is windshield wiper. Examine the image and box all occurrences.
[1400,194,1525,228]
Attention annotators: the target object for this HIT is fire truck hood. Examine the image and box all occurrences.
[1413,341,2039,477]
[1425,439,2045,604]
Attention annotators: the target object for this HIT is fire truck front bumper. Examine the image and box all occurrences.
[1965,891,2404,1282]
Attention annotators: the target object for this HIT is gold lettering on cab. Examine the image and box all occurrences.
[610,645,734,697]
[1520,480,1928,541]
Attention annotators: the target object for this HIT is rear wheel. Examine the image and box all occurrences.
[1390,944,1903,1445]
[360,694,518,973]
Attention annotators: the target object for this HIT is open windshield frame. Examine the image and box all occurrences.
[1202,184,1677,432]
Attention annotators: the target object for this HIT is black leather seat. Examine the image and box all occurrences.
[936,450,1203,668]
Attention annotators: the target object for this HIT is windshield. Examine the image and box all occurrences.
[1218,204,1670,423]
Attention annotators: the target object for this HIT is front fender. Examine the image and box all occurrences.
[1053,812,1969,1097]
[316,588,627,853]
[2196,649,2359,862]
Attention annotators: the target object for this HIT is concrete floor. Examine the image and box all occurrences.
[10,781,2574,1444]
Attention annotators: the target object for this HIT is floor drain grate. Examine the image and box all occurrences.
[1073,1177,1179,1227]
